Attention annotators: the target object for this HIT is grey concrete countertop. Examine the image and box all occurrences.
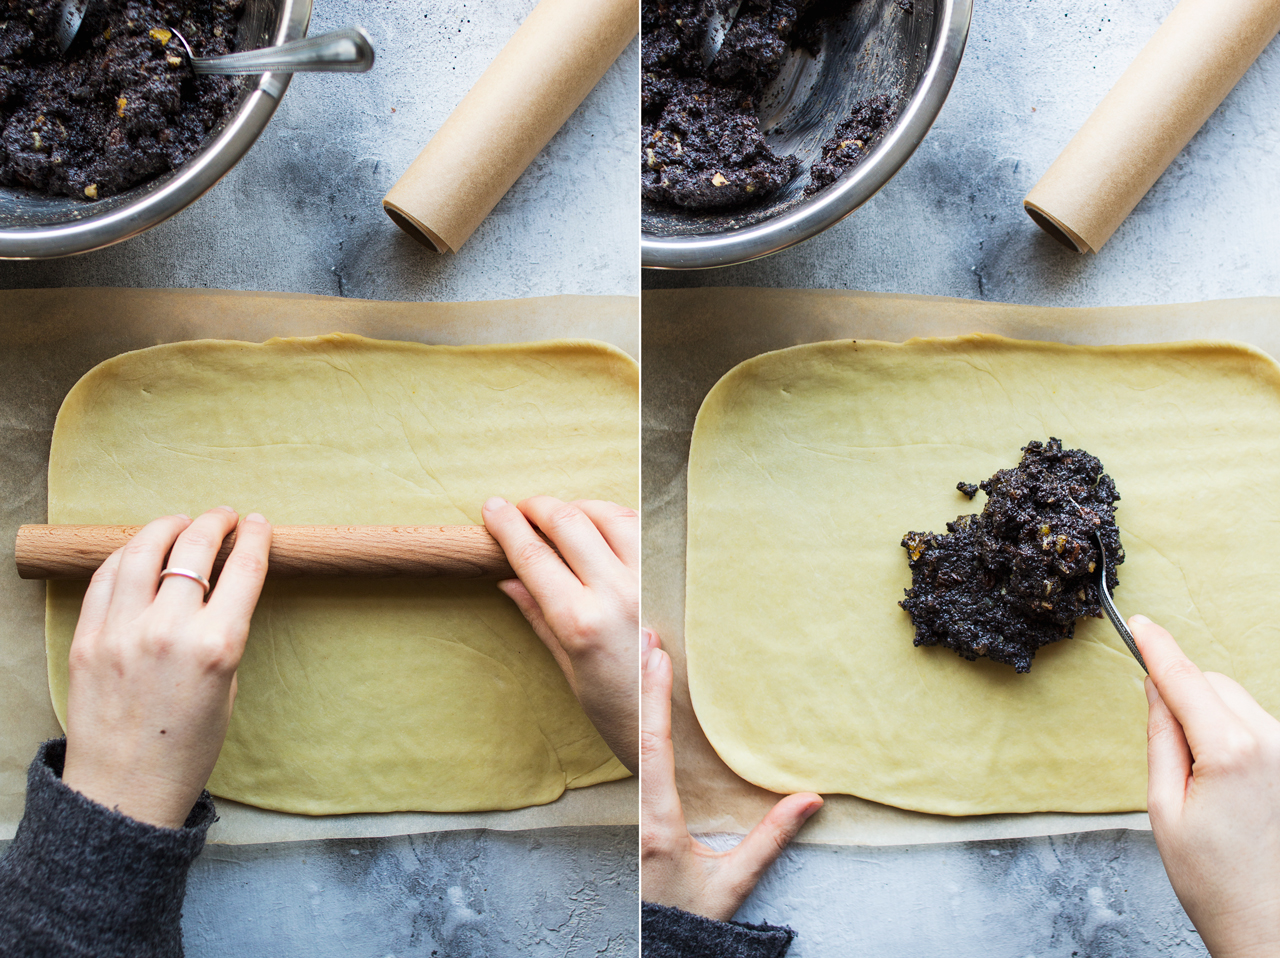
[0,1,639,955]
[185,827,637,957]
[645,0,1279,953]
[715,829,1204,956]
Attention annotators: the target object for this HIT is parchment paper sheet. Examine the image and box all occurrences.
[0,288,638,844]
[382,0,638,254]
[642,287,1280,846]
[1023,0,1280,254]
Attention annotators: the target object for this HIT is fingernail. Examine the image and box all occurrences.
[176,513,191,521]
[483,497,508,513]
[245,513,266,524]
[217,505,236,513]
[642,627,658,651]
[644,648,664,673]
[801,798,823,820]
[1145,678,1158,705]
[1128,614,1151,629]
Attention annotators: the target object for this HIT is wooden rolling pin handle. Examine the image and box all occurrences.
[15,524,524,580]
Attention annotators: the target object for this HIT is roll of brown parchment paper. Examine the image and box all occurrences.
[383,0,637,254]
[1024,0,1280,254]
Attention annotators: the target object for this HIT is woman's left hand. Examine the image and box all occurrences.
[483,496,639,772]
[640,629,823,919]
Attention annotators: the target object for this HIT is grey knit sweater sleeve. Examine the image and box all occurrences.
[642,901,795,958]
[0,738,216,958]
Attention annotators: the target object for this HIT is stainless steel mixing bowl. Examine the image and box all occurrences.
[0,0,312,259]
[641,0,972,269]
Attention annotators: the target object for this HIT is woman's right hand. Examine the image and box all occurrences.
[61,507,272,830]
[1132,614,1280,958]
[640,629,822,921]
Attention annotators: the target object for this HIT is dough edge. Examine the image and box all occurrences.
[685,332,1280,817]
[45,332,637,814]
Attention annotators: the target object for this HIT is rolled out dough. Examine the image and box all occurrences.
[685,335,1280,816]
[46,334,637,814]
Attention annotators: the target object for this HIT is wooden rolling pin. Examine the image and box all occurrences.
[15,524,523,580]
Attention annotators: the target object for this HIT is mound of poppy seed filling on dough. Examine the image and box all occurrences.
[899,438,1124,673]
[0,0,242,200]
[642,0,897,210]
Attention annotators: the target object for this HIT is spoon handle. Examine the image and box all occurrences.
[189,26,375,75]
[1094,531,1148,674]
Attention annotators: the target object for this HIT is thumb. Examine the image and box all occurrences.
[498,578,575,684]
[1146,677,1193,827]
[724,792,823,904]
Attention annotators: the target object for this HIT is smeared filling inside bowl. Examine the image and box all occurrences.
[0,0,243,200]
[641,0,898,211]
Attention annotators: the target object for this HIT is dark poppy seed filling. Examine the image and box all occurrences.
[900,438,1123,673]
[0,0,242,200]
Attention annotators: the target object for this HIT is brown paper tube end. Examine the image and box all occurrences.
[1023,201,1094,255]
[382,202,454,254]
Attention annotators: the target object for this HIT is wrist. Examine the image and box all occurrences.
[61,763,195,830]
[1201,931,1280,958]
[641,864,735,923]
[1204,943,1280,958]
[1193,900,1280,958]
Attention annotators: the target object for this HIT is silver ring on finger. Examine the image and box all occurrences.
[160,566,212,598]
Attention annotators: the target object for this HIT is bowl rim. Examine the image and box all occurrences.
[0,0,313,260]
[640,0,974,270]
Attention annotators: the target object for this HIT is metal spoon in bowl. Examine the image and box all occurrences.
[701,0,742,68]
[54,0,89,52]
[54,0,374,75]
[169,26,375,74]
